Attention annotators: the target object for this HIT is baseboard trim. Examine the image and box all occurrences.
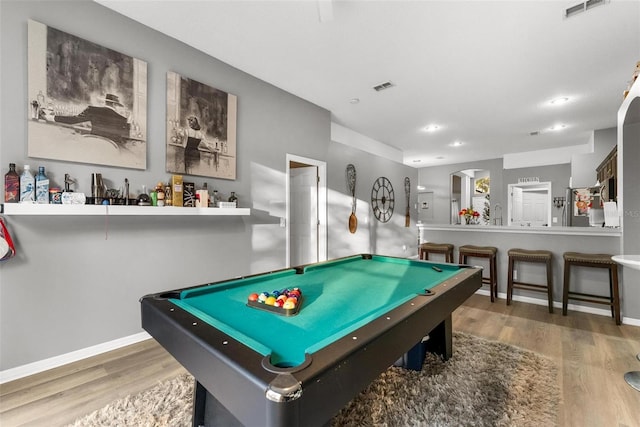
[474,289,640,326]
[0,331,151,384]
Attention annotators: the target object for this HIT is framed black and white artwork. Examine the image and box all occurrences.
[27,20,148,169]
[166,71,237,180]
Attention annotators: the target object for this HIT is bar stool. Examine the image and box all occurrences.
[458,245,498,302]
[419,242,454,263]
[507,249,553,313]
[562,252,620,325]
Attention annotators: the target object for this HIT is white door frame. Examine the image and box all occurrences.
[286,154,327,267]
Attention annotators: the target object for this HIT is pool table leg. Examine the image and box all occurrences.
[192,380,243,427]
[394,314,454,370]
[423,314,453,360]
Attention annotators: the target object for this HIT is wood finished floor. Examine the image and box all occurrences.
[1,294,639,427]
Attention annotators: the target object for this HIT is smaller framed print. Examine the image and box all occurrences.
[166,72,237,180]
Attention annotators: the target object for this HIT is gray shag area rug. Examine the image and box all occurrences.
[68,333,559,427]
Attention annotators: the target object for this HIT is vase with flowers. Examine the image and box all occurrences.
[459,207,480,225]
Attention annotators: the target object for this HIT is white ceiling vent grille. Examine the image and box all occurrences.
[373,81,395,92]
[565,0,607,18]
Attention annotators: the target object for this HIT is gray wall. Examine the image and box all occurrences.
[327,142,419,259]
[0,0,417,371]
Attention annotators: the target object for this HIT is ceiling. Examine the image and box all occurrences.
[96,0,640,167]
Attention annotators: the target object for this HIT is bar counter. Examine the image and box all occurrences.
[417,223,625,319]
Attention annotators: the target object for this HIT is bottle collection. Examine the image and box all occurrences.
[3,163,239,208]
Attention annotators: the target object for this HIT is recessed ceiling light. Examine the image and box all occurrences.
[349,98,360,104]
[449,141,464,147]
[549,124,567,131]
[549,97,570,105]
[423,124,440,132]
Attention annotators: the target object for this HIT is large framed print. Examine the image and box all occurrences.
[166,71,237,180]
[27,20,147,169]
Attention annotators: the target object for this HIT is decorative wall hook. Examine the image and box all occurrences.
[553,197,566,208]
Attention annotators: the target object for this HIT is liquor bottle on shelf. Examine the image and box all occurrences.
[164,185,172,206]
[19,165,35,202]
[171,175,183,207]
[35,166,49,204]
[228,191,238,206]
[4,163,20,203]
[155,182,165,207]
[202,182,211,207]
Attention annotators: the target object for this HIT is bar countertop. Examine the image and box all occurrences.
[417,223,621,237]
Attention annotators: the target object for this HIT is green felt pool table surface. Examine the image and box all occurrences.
[171,255,462,367]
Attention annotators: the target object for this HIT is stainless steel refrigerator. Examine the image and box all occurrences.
[564,186,604,227]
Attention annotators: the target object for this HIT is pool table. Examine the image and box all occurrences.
[141,254,482,427]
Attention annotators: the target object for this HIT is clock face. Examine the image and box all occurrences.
[371,177,395,223]
[600,182,608,201]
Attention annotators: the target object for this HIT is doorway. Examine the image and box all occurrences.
[507,182,552,227]
[286,154,327,267]
[450,169,490,224]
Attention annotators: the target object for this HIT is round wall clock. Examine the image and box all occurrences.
[371,176,395,223]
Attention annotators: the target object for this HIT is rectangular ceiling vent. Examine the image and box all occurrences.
[373,81,394,92]
[565,0,607,18]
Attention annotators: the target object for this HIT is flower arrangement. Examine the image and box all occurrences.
[459,207,480,224]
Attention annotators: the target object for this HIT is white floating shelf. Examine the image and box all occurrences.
[2,203,250,216]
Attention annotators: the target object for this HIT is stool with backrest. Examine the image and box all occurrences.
[419,242,454,263]
[562,252,620,325]
[507,248,553,313]
[458,245,498,302]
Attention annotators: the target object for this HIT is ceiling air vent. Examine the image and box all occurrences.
[373,81,394,92]
[565,0,607,18]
